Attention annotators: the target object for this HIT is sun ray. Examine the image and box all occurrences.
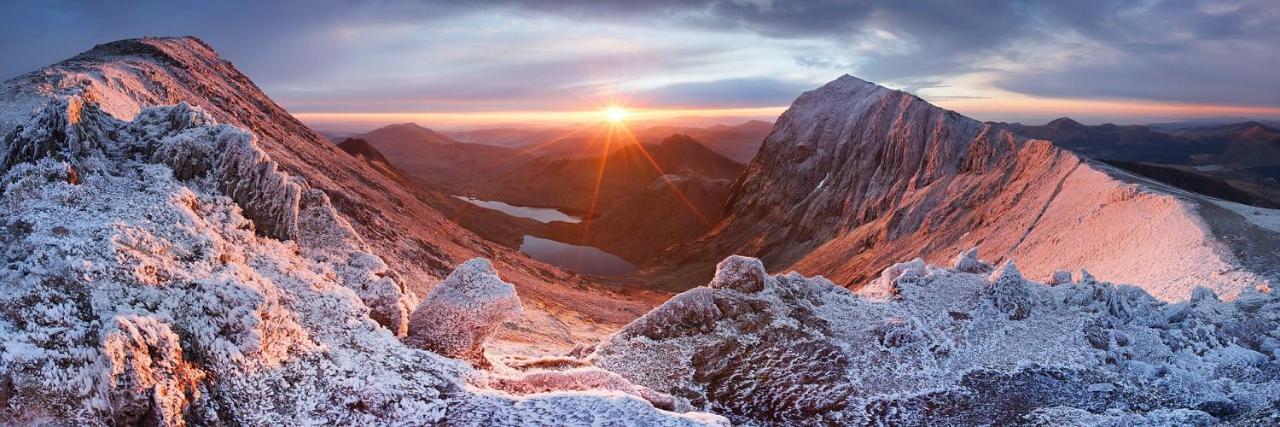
[613,122,714,228]
[580,122,615,245]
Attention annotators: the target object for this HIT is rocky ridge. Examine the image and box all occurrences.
[593,253,1280,425]
[0,36,656,355]
[0,90,721,425]
[641,75,1279,301]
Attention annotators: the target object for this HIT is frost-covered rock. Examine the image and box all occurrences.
[406,259,522,365]
[986,261,1036,320]
[952,247,993,274]
[881,257,929,297]
[0,96,111,174]
[207,128,304,241]
[708,255,770,293]
[98,316,207,426]
[297,189,416,335]
[0,97,714,425]
[488,368,677,411]
[1048,269,1074,285]
[615,287,726,341]
[593,256,1280,425]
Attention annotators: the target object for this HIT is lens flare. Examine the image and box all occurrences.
[604,106,628,123]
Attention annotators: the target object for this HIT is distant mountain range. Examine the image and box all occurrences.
[999,117,1280,207]
[1001,117,1280,167]
[346,121,747,264]
[322,119,772,164]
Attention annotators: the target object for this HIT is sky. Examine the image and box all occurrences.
[2,0,1279,130]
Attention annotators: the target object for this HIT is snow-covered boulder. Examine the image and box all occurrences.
[615,287,724,341]
[98,316,207,426]
[1048,269,1074,285]
[708,255,770,293]
[880,257,929,297]
[986,261,1035,320]
[951,247,993,274]
[405,259,522,365]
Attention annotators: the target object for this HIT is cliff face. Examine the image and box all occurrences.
[641,75,1278,300]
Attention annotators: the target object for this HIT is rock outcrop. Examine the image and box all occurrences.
[406,259,522,365]
[595,255,1280,425]
[98,315,207,426]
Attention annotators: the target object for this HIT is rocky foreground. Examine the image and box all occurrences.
[0,97,722,425]
[595,255,1280,425]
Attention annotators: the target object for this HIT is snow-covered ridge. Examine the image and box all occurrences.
[0,35,671,358]
[645,74,1278,301]
[0,97,720,425]
[594,253,1280,425]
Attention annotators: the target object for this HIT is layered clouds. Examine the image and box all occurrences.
[2,0,1277,123]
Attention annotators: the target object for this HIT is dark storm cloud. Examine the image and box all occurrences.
[1,0,1277,113]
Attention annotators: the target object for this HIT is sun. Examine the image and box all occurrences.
[604,106,628,123]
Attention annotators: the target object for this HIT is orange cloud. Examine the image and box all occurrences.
[935,96,1280,123]
[293,106,787,129]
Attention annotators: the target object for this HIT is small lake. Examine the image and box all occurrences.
[519,235,636,275]
[453,196,581,224]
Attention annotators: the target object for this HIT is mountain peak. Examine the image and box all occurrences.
[68,36,217,68]
[1046,117,1085,129]
[659,132,701,147]
[828,74,877,89]
[802,74,887,99]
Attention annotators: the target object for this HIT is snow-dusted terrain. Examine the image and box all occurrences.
[641,75,1279,301]
[0,37,664,358]
[594,255,1280,425]
[0,91,721,424]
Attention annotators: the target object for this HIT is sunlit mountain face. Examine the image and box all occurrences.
[3,2,1280,426]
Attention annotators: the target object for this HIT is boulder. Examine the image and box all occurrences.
[405,259,522,365]
[709,255,770,293]
[986,261,1035,320]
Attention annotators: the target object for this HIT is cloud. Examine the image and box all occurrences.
[496,0,1280,108]
[0,0,1277,120]
[634,78,812,108]
[993,0,1280,107]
